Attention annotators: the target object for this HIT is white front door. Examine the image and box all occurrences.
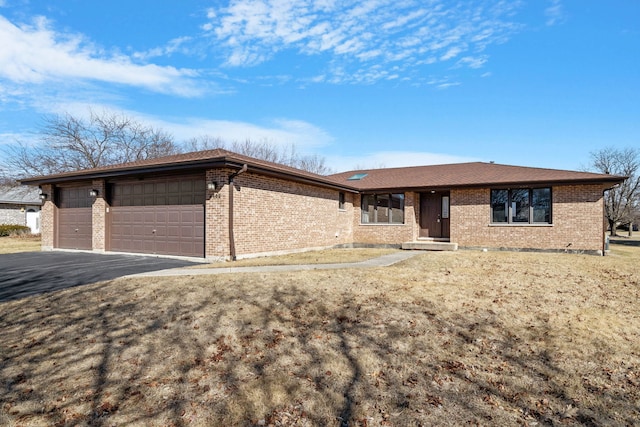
[26,209,40,234]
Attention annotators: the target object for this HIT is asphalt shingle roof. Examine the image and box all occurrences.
[0,185,41,204]
[20,149,624,191]
[327,162,625,190]
[20,149,355,191]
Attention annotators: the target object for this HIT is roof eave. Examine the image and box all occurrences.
[246,165,358,193]
[0,199,41,204]
[353,177,628,193]
[20,157,359,193]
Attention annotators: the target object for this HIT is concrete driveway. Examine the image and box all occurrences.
[0,251,198,302]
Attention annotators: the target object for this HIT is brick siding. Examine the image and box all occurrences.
[450,184,607,253]
[205,169,231,259]
[352,192,418,245]
[40,184,55,250]
[92,180,107,252]
[35,173,610,258]
[216,171,354,259]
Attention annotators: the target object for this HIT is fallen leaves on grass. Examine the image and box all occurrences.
[1,248,639,426]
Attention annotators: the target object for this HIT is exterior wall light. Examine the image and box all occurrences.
[207,181,218,191]
[89,189,99,197]
[39,193,48,200]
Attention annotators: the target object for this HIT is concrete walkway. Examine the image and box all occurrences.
[127,250,421,278]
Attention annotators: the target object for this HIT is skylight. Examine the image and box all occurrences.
[347,173,368,181]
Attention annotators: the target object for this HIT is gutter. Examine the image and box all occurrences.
[19,158,357,193]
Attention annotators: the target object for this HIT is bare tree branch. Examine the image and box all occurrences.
[185,136,333,175]
[2,110,180,178]
[589,147,640,236]
[1,112,332,180]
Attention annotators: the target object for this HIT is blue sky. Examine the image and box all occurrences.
[0,0,638,173]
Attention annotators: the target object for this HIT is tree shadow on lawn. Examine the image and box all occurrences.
[610,237,640,247]
[1,272,638,426]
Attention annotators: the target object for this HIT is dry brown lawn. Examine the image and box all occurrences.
[0,235,41,254]
[1,242,639,426]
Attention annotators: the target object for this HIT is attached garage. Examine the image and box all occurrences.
[19,148,629,260]
[56,186,93,250]
[108,174,205,257]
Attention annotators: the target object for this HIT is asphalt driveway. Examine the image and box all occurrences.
[0,251,199,302]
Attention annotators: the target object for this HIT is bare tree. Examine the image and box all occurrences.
[3,110,179,177]
[0,171,16,185]
[185,136,333,175]
[184,135,226,152]
[2,111,332,178]
[589,147,640,236]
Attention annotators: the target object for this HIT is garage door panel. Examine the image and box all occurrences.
[154,226,167,238]
[156,210,169,222]
[57,208,92,250]
[110,205,204,257]
[56,185,93,251]
[170,210,183,221]
[166,226,180,237]
[109,176,205,257]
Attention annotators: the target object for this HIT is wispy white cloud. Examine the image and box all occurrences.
[132,36,194,61]
[162,117,334,148]
[457,55,488,69]
[545,0,565,26]
[93,108,333,149]
[0,15,203,97]
[427,77,461,89]
[328,150,480,172]
[440,46,463,61]
[4,99,335,151]
[204,0,523,84]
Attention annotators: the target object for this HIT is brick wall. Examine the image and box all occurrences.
[92,180,107,252]
[450,184,607,253]
[205,169,231,260]
[215,171,354,259]
[35,171,610,258]
[40,184,55,250]
[352,192,418,245]
[0,204,25,225]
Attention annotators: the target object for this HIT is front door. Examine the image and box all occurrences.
[420,192,450,238]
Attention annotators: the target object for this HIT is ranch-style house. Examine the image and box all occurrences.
[20,149,625,259]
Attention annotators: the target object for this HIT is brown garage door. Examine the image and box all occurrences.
[56,186,93,250]
[109,175,205,257]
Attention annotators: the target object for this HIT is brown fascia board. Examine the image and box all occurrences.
[20,157,359,193]
[244,164,358,193]
[354,177,627,193]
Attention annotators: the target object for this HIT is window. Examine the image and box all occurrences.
[338,192,345,210]
[532,188,551,223]
[511,189,530,223]
[442,196,450,219]
[361,193,404,224]
[490,188,551,224]
[348,173,368,181]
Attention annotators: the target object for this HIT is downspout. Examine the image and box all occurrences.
[228,164,248,261]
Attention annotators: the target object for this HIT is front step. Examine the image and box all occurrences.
[402,241,458,251]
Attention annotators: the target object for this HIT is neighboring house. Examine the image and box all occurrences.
[20,149,625,259]
[0,185,42,234]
